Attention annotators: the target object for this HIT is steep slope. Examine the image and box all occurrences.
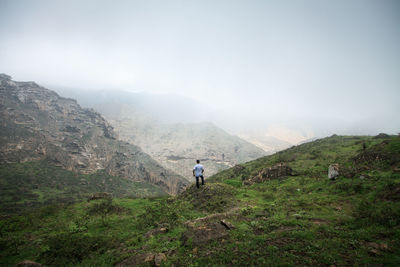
[2,135,399,266]
[51,88,267,179]
[0,74,187,194]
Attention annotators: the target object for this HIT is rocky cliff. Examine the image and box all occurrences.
[0,74,187,194]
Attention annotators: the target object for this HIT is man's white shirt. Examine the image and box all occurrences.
[193,164,204,177]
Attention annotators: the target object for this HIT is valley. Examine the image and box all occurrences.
[53,88,267,179]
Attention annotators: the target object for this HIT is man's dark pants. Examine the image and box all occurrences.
[196,175,204,188]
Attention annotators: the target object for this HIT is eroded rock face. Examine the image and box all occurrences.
[243,163,292,185]
[0,74,187,194]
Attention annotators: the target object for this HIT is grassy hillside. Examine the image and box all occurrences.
[1,135,399,266]
[0,160,167,214]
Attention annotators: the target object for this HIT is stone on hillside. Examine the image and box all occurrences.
[87,192,113,202]
[328,164,340,180]
[154,253,167,266]
[14,260,42,267]
[243,163,292,185]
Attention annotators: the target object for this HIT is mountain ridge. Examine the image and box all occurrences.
[0,74,187,194]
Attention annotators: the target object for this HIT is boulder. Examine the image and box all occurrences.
[328,164,339,180]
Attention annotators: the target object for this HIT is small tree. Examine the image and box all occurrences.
[88,198,113,226]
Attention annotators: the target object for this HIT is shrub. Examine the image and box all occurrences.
[87,198,124,226]
[353,199,400,227]
[40,232,111,265]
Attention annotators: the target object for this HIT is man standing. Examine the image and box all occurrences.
[193,160,205,189]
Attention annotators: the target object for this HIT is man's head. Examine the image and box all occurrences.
[196,160,200,164]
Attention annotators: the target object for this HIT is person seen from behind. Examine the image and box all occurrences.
[193,160,205,189]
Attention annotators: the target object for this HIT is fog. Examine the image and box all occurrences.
[1,0,399,140]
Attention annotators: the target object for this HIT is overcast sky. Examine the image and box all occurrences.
[0,0,399,137]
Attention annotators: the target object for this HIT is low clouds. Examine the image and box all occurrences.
[0,0,399,136]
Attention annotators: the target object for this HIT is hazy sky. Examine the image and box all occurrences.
[0,0,399,137]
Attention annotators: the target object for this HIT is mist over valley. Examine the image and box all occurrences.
[1,0,399,266]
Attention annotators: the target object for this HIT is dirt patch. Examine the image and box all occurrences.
[184,207,240,228]
[309,218,329,225]
[182,210,238,246]
[181,221,230,246]
[272,226,297,233]
[267,237,296,247]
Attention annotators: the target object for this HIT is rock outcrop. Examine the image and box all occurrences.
[0,74,187,194]
[243,163,292,185]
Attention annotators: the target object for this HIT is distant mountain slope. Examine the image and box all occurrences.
[0,74,187,194]
[50,88,267,179]
[110,114,267,179]
[238,133,293,153]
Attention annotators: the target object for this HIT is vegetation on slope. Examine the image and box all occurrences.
[1,135,399,266]
[0,160,167,214]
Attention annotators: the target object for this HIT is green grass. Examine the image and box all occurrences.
[1,135,399,266]
[0,160,167,214]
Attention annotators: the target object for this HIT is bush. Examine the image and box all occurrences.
[332,180,365,194]
[135,200,184,230]
[87,198,125,226]
[40,232,111,265]
[354,199,400,227]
